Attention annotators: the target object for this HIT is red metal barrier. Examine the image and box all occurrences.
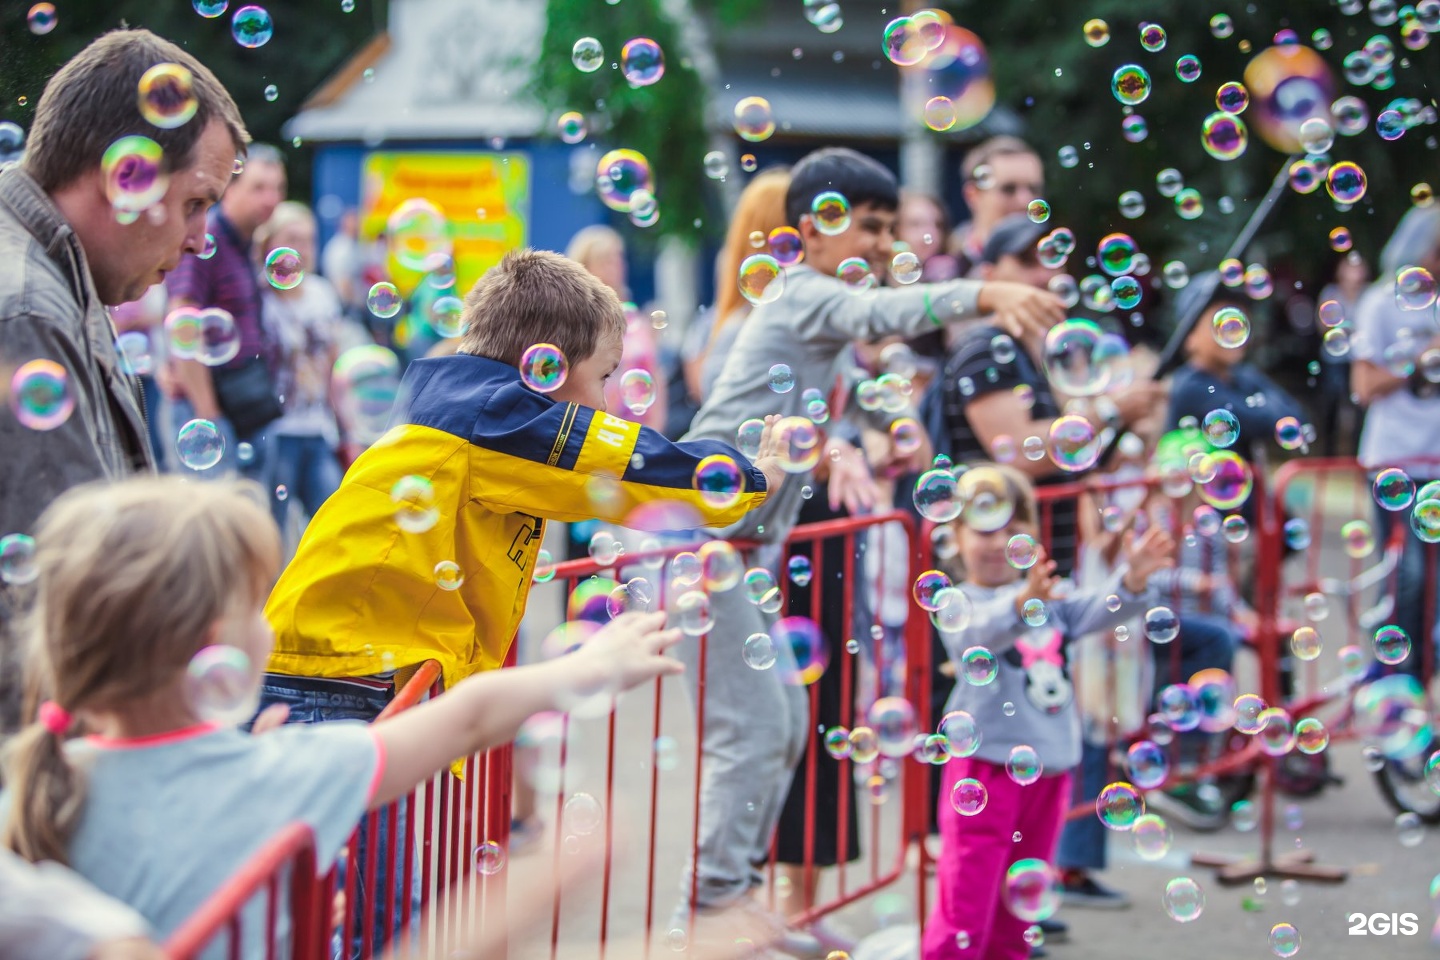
[164,822,324,960]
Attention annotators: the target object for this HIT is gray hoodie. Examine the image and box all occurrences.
[940,565,1149,772]
[683,265,983,542]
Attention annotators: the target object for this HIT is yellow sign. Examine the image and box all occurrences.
[359,151,530,296]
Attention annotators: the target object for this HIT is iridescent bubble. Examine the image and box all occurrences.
[742,632,777,670]
[775,616,827,686]
[137,63,198,130]
[386,198,449,271]
[961,646,998,686]
[1257,707,1297,756]
[1003,858,1060,922]
[1006,534,1039,570]
[1231,798,1259,831]
[1283,517,1311,550]
[192,308,241,367]
[27,1,57,33]
[1176,54,1202,82]
[890,250,923,285]
[1007,745,1043,785]
[1127,741,1169,789]
[1212,306,1250,348]
[230,5,274,48]
[1118,191,1146,218]
[390,475,438,533]
[823,726,852,759]
[1374,624,1412,665]
[1145,606,1180,643]
[1139,22,1167,52]
[595,149,655,213]
[176,419,225,470]
[891,417,923,455]
[923,96,957,132]
[572,37,605,72]
[1374,467,1416,510]
[1043,319,1111,396]
[767,362,795,394]
[1326,161,1367,203]
[674,590,714,637]
[102,136,168,214]
[1112,65,1153,106]
[473,840,505,876]
[773,416,822,473]
[732,96,774,142]
[186,645,258,725]
[882,15,929,66]
[1111,275,1142,308]
[869,697,919,757]
[913,468,963,523]
[848,727,879,763]
[194,0,228,16]
[1291,626,1323,661]
[811,191,851,235]
[1046,415,1100,472]
[1377,109,1407,141]
[1133,814,1173,860]
[1058,145,1080,168]
[0,533,37,586]
[1413,499,1440,543]
[263,247,304,290]
[1198,452,1255,511]
[1083,19,1110,46]
[1298,116,1335,154]
[1217,81,1250,114]
[1175,188,1204,220]
[913,570,953,612]
[1294,717,1329,755]
[367,281,402,319]
[620,368,656,416]
[692,455,743,509]
[557,111,587,144]
[1332,95,1370,134]
[1354,673,1431,758]
[960,466,1018,531]
[951,778,988,815]
[620,38,665,85]
[1097,782,1145,830]
[1201,409,1241,448]
[519,343,568,393]
[1270,923,1301,958]
[9,359,74,431]
[1201,111,1250,160]
[837,256,876,294]
[1163,877,1205,922]
[738,254,785,306]
[1340,519,1375,559]
[767,226,804,267]
[1156,168,1185,197]
[1397,266,1438,311]
[1274,416,1304,450]
[699,542,742,593]
[1328,226,1354,252]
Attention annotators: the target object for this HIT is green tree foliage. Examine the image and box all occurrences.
[0,0,385,199]
[531,0,765,249]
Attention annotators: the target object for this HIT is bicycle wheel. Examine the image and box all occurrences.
[1372,754,1440,823]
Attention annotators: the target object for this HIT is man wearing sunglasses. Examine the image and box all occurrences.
[952,136,1046,278]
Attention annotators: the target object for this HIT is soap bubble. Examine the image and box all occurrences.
[1373,467,1416,510]
[1270,923,1301,958]
[518,343,568,393]
[738,254,785,306]
[1145,606,1180,644]
[176,419,224,470]
[1127,741,1169,789]
[102,136,168,214]
[186,645,258,725]
[1003,858,1060,922]
[775,616,827,686]
[137,63,199,129]
[960,646,999,686]
[810,191,851,235]
[1175,55,1202,82]
[1097,782,1145,830]
[732,96,774,142]
[264,247,304,290]
[1326,161,1368,203]
[1083,19,1110,46]
[367,282,402,319]
[693,455,744,509]
[595,149,655,213]
[1112,64,1152,105]
[951,778,988,815]
[1373,625,1412,665]
[572,37,605,72]
[1163,877,1205,922]
[9,359,74,431]
[869,697,919,758]
[0,534,38,586]
[1133,814,1173,860]
[1046,415,1100,472]
[1201,111,1250,160]
[1043,319,1112,397]
[230,5,273,48]
[1007,745,1042,785]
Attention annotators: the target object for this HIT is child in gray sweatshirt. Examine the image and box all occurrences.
[670,147,1065,947]
[922,464,1174,960]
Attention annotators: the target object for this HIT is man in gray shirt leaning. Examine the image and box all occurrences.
[0,29,249,734]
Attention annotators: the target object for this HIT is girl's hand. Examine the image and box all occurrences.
[566,612,684,698]
[824,438,881,514]
[750,414,788,497]
[1122,524,1176,593]
[1014,546,1060,618]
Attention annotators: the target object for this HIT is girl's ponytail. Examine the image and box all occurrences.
[2,708,84,864]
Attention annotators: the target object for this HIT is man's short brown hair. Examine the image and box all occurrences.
[959,136,1038,183]
[457,248,627,366]
[24,28,249,193]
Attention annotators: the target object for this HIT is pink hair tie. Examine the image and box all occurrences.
[37,701,71,736]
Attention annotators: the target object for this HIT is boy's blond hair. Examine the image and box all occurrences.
[457,248,627,367]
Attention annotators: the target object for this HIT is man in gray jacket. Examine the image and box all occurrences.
[0,29,249,733]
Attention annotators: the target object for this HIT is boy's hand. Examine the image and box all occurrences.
[976,282,1066,341]
[567,612,683,698]
[751,414,788,497]
[1111,380,1170,427]
[1014,546,1060,618]
[1122,524,1176,593]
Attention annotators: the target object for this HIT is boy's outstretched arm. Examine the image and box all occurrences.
[369,612,681,808]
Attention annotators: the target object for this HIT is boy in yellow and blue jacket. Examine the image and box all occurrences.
[264,248,781,700]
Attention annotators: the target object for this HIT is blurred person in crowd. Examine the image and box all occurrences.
[0,28,246,735]
[566,225,668,433]
[683,168,792,404]
[1316,251,1370,456]
[252,201,353,547]
[950,137,1045,278]
[1166,271,1307,469]
[163,143,286,479]
[1351,206,1440,679]
[321,208,364,316]
[1,847,160,960]
[110,284,171,470]
[896,189,961,283]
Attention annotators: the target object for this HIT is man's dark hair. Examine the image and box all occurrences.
[24,28,249,193]
[784,147,899,228]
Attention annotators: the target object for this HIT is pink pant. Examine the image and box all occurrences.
[922,757,1073,960]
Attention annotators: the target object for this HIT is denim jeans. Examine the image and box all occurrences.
[1154,613,1241,766]
[256,674,418,958]
[259,434,343,537]
[1055,739,1110,872]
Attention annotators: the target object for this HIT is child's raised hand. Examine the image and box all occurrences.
[566,611,684,699]
[751,413,788,498]
[1014,546,1060,618]
[1122,523,1176,593]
